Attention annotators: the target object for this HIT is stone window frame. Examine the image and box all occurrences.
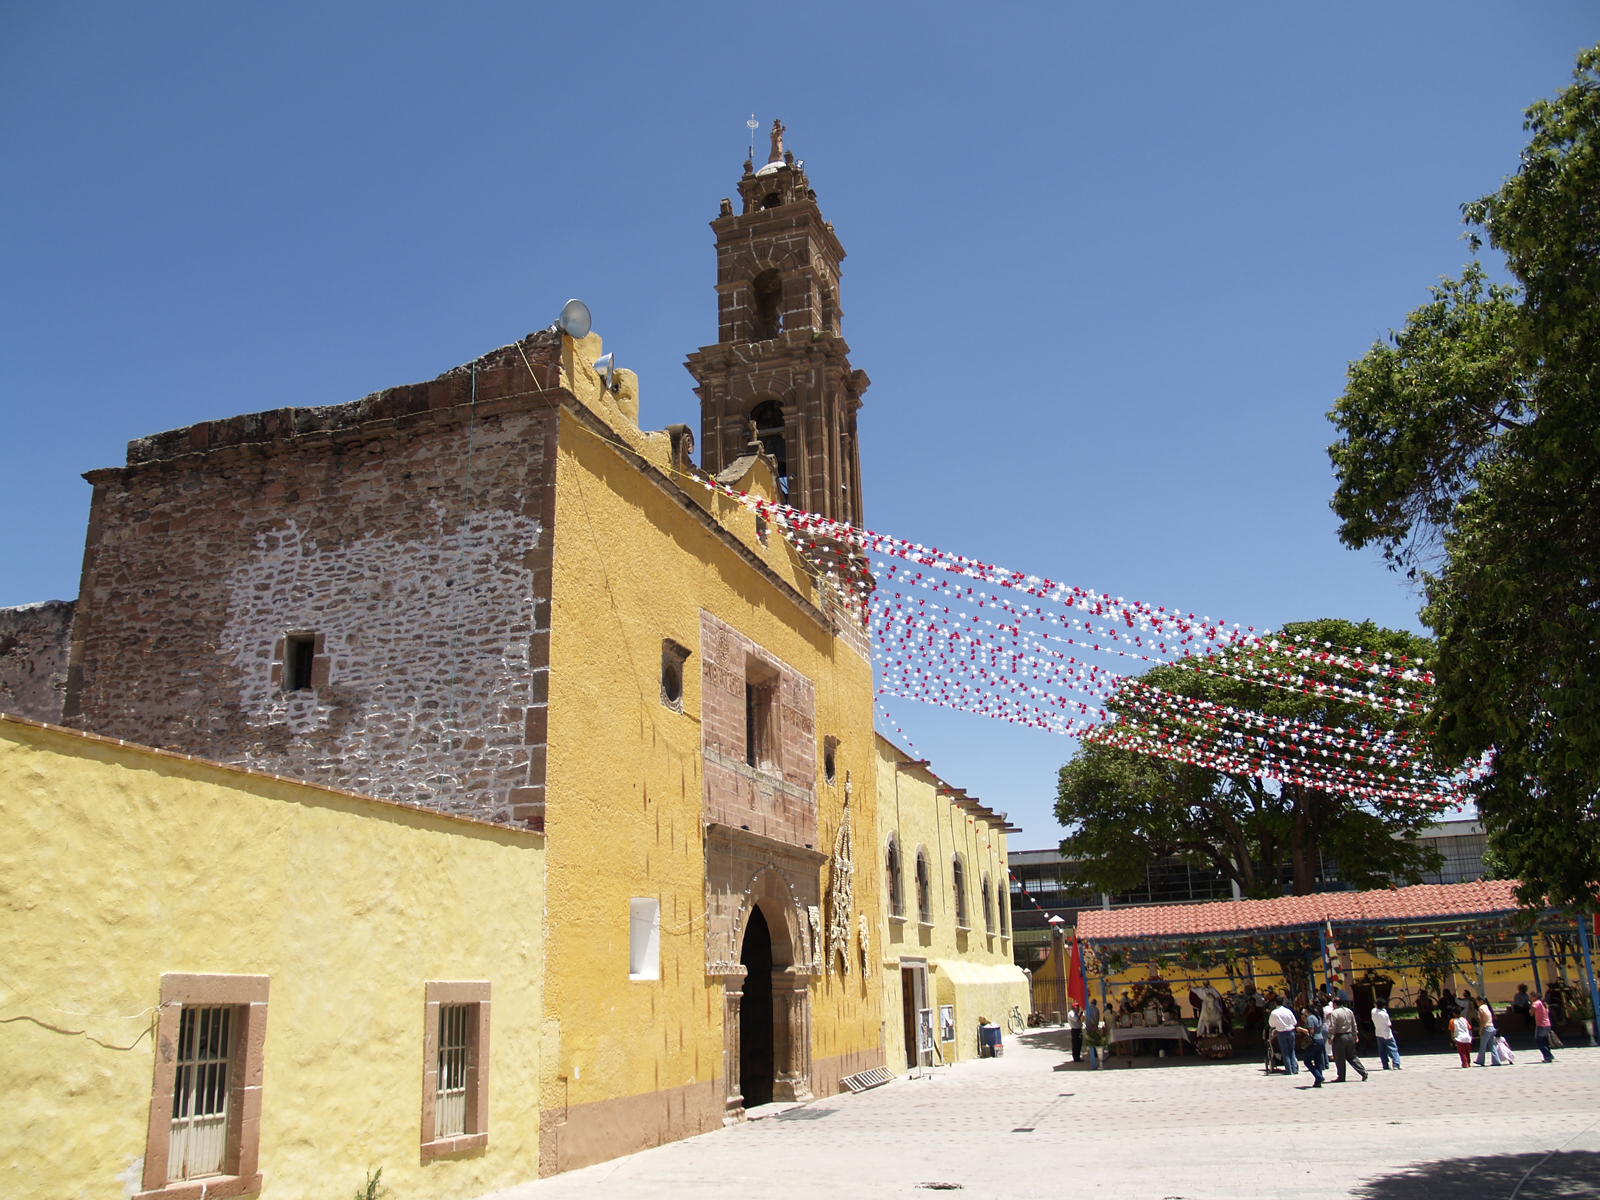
[914,846,933,927]
[137,973,269,1200]
[982,872,996,935]
[998,879,1011,941]
[743,656,781,774]
[660,640,691,712]
[885,835,905,921]
[952,854,971,931]
[269,631,328,693]
[420,981,491,1161]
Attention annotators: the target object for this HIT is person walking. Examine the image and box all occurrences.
[1326,998,1369,1082]
[1084,998,1103,1070]
[1371,998,1402,1070]
[1532,992,1556,1063]
[1475,996,1504,1066]
[1449,1009,1473,1067]
[1066,1003,1083,1062]
[1269,997,1299,1074]
[1299,1003,1328,1088]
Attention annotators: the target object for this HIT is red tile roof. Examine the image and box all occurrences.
[1076,879,1528,942]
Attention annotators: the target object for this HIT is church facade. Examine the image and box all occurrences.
[0,126,1023,1197]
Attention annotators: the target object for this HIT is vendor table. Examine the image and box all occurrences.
[1109,1023,1190,1044]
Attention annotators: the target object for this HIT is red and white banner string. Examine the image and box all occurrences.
[696,480,1471,810]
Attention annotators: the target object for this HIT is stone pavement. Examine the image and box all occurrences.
[481,1028,1600,1199]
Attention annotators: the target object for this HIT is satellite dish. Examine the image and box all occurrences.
[556,298,592,339]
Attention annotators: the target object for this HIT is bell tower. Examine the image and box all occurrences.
[686,120,868,526]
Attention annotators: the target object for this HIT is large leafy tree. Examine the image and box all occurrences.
[1055,618,1445,901]
[1328,47,1600,911]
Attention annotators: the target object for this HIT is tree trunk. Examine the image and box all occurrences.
[1288,785,1315,895]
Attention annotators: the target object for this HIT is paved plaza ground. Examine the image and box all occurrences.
[483,1027,1600,1200]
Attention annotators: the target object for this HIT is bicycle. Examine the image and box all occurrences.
[1006,1005,1027,1034]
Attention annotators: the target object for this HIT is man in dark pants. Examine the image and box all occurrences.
[1066,1003,1083,1062]
[1326,999,1369,1082]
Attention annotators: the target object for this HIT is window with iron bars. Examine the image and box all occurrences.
[421,981,490,1159]
[169,1006,234,1181]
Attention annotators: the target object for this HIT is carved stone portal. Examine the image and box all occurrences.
[706,823,823,1119]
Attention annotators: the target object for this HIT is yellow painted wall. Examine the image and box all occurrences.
[876,737,1030,1070]
[0,716,543,1200]
[539,374,881,1159]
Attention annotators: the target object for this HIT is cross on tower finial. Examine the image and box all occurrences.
[769,118,786,164]
[746,113,759,160]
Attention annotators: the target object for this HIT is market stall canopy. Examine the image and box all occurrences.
[1077,880,1526,944]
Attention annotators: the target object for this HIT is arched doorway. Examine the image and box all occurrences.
[739,905,775,1108]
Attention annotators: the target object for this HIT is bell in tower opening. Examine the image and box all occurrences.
[685,119,869,529]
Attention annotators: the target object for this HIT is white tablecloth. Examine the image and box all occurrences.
[1109,1023,1190,1043]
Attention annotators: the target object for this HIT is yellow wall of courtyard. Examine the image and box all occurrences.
[0,716,544,1200]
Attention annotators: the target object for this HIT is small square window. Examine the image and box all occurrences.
[629,898,661,980]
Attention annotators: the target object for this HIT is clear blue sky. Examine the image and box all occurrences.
[3,3,1594,843]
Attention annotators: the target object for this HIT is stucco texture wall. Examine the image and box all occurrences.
[876,738,1030,1071]
[537,404,882,1172]
[0,717,543,1200]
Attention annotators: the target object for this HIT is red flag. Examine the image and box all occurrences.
[1067,938,1087,1007]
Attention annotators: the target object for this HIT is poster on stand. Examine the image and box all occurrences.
[940,1004,956,1043]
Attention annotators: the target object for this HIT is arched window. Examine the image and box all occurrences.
[952,855,969,928]
[915,849,932,924]
[751,269,783,340]
[749,399,789,500]
[982,873,995,934]
[886,836,904,919]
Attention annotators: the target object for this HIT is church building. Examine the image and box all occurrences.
[0,124,1025,1200]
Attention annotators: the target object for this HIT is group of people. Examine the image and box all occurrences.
[1064,1000,1107,1069]
[1267,993,1385,1087]
[1065,981,1563,1080]
[1268,984,1557,1086]
[1442,987,1558,1067]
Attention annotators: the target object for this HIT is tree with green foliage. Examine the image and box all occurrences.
[1055,618,1445,901]
[1327,46,1600,911]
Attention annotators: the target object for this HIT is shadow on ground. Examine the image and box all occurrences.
[1351,1151,1600,1199]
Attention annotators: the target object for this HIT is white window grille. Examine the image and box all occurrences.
[169,1005,233,1181]
[436,1004,471,1138]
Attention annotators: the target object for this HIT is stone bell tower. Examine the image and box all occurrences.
[686,120,869,526]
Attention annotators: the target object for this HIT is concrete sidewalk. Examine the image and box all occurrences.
[481,1028,1600,1199]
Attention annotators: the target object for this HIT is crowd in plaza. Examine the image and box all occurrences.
[1261,985,1561,1085]
[1054,980,1567,1085]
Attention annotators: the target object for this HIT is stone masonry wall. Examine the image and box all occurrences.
[0,600,75,723]
[67,337,562,826]
[699,610,817,847]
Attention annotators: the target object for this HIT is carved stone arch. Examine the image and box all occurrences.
[734,863,805,969]
[725,860,815,1118]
